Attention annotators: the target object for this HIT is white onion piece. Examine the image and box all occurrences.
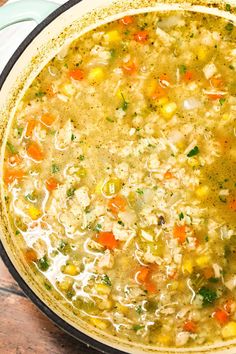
[183,97,202,110]
[57,44,70,60]
[158,15,185,29]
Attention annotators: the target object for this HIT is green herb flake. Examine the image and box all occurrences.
[94,224,102,232]
[136,188,144,195]
[17,127,23,137]
[52,164,60,174]
[67,188,76,198]
[179,65,187,74]
[44,282,52,290]
[37,256,50,272]
[198,287,217,306]
[136,305,143,315]
[190,33,194,38]
[226,3,231,12]
[179,212,184,220]
[133,325,145,332]
[24,194,35,202]
[106,117,115,123]
[219,98,226,106]
[35,91,46,98]
[110,49,116,58]
[71,134,76,141]
[209,277,219,283]
[79,155,85,161]
[225,22,234,32]
[118,220,125,226]
[102,274,112,286]
[187,146,200,157]
[15,230,20,235]
[205,236,209,242]
[121,93,129,111]
[6,142,17,154]
[229,65,235,70]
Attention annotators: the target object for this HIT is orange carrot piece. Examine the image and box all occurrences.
[137,267,150,283]
[213,309,229,325]
[203,267,214,280]
[41,113,55,127]
[26,119,37,138]
[133,31,149,43]
[173,225,187,244]
[183,71,194,82]
[229,199,236,212]
[145,280,157,294]
[27,142,44,161]
[108,195,127,215]
[183,320,197,333]
[210,77,224,89]
[122,61,137,75]
[97,232,118,250]
[164,171,174,179]
[120,16,134,26]
[69,69,84,81]
[45,177,59,191]
[207,93,225,100]
[152,86,167,100]
[159,73,171,88]
[4,169,25,185]
[25,248,38,263]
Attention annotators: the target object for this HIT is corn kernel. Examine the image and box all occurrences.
[222,113,230,121]
[28,206,42,220]
[61,83,75,96]
[160,102,177,119]
[58,277,73,291]
[156,334,171,345]
[188,157,199,167]
[116,302,129,314]
[88,67,105,83]
[196,255,211,268]
[105,30,121,43]
[197,47,208,61]
[157,97,169,106]
[63,264,78,276]
[196,185,209,199]
[95,283,111,295]
[145,79,158,98]
[98,299,113,310]
[102,178,121,197]
[76,167,87,178]
[182,259,193,274]
[90,317,108,330]
[222,321,236,339]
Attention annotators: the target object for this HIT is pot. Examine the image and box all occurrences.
[0,1,235,353]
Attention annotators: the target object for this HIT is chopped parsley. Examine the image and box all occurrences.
[6,142,17,154]
[229,64,235,70]
[118,220,125,227]
[187,146,200,157]
[52,164,60,174]
[198,287,217,306]
[133,325,145,332]
[226,3,231,12]
[35,91,46,98]
[67,188,76,198]
[121,93,129,111]
[44,282,52,290]
[179,64,187,74]
[37,256,50,272]
[110,48,116,58]
[15,230,20,235]
[79,155,85,161]
[94,224,102,232]
[71,134,76,141]
[179,212,184,220]
[219,98,226,106]
[106,117,115,123]
[225,22,234,32]
[17,127,23,137]
[136,305,143,315]
[24,193,36,202]
[136,188,144,195]
[205,236,209,242]
[102,274,112,286]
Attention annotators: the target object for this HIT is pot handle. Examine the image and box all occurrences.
[0,0,59,31]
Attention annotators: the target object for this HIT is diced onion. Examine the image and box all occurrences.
[183,97,202,110]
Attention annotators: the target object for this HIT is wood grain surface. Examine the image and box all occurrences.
[0,1,100,353]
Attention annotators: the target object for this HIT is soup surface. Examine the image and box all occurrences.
[2,10,236,348]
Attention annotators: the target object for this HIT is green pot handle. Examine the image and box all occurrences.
[0,0,59,31]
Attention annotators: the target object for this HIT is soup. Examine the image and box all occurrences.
[2,9,236,348]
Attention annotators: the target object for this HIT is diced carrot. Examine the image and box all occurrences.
[210,77,224,89]
[45,177,59,191]
[164,171,174,179]
[25,248,38,263]
[152,86,167,100]
[229,199,236,212]
[133,31,149,43]
[159,74,171,88]
[122,61,137,75]
[45,85,56,98]
[207,93,225,100]
[137,267,150,283]
[26,119,37,138]
[69,69,84,81]
[27,142,44,161]
[97,232,118,250]
[213,309,229,325]
[8,154,22,166]
[183,71,194,82]
[41,113,55,127]
[145,280,157,294]
[4,169,25,185]
[183,320,197,333]
[120,16,134,26]
[173,225,187,244]
[108,195,127,215]
[203,266,214,279]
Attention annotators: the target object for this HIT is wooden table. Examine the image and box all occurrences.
[0,1,99,352]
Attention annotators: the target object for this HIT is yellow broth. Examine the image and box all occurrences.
[3,11,236,348]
